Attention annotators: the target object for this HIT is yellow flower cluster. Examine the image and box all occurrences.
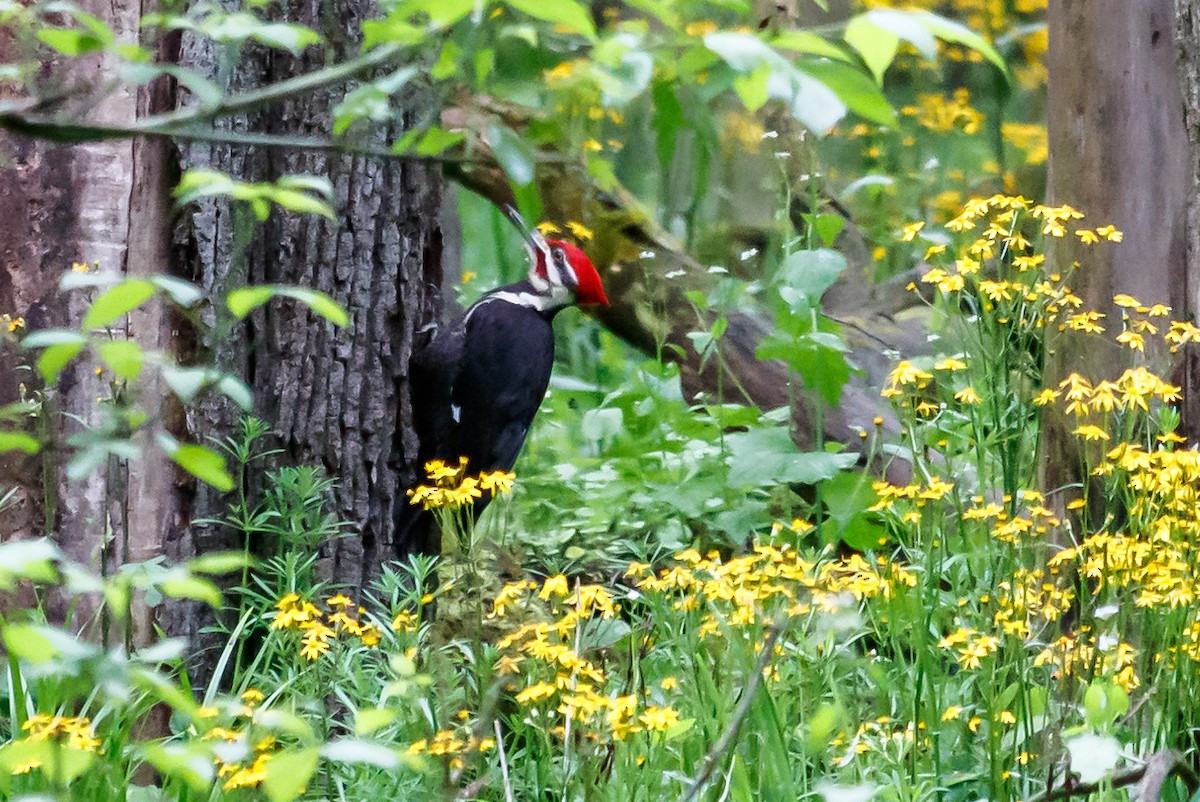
[272,592,382,661]
[991,567,1076,638]
[199,689,283,791]
[9,714,101,774]
[905,88,984,135]
[407,726,495,772]
[490,577,678,742]
[1034,632,1139,692]
[938,627,1001,669]
[406,458,515,511]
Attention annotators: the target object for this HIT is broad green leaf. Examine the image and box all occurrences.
[844,16,899,84]
[21,329,88,349]
[97,339,145,380]
[83,279,156,329]
[158,436,234,492]
[505,0,597,41]
[226,286,275,320]
[3,623,98,664]
[161,365,213,403]
[726,427,856,487]
[704,32,846,133]
[917,11,1006,72]
[262,747,320,802]
[322,739,401,768]
[0,431,39,454]
[189,552,253,575]
[277,287,350,327]
[227,285,347,327]
[1065,733,1120,785]
[218,375,253,411]
[797,59,897,127]
[490,123,537,187]
[776,249,847,308]
[141,743,215,793]
[152,276,204,307]
[269,189,335,220]
[173,445,234,492]
[37,342,84,384]
[354,708,398,736]
[732,63,771,112]
[362,16,428,48]
[38,27,106,55]
[413,126,466,156]
[0,539,61,588]
[864,10,938,58]
[159,574,222,607]
[771,30,851,61]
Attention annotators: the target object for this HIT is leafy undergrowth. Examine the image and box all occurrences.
[5,195,1200,802]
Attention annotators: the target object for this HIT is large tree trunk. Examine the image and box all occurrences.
[174,2,443,633]
[1042,0,1191,495]
[0,1,444,660]
[0,2,182,638]
[1177,1,1200,439]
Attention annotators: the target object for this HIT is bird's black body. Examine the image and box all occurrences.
[395,281,561,558]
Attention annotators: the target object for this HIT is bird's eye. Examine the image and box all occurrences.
[553,247,566,265]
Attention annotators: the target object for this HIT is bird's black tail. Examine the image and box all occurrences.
[393,497,438,561]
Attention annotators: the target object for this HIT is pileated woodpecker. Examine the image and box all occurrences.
[395,216,609,558]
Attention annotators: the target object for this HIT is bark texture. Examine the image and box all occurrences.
[0,0,183,637]
[1043,0,1191,494]
[176,1,443,608]
[1177,0,1200,440]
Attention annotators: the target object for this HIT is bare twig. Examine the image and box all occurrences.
[679,624,784,802]
[1028,750,1199,802]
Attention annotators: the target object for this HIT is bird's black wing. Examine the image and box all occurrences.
[450,301,555,474]
[394,318,467,559]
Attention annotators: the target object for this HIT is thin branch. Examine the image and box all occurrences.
[679,624,783,802]
[1028,750,1199,802]
[140,41,403,128]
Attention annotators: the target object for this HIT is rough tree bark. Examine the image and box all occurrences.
[0,1,180,636]
[1177,1,1200,439]
[174,1,443,615]
[1042,0,1192,496]
[0,0,444,659]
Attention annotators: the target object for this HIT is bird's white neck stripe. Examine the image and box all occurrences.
[465,285,571,320]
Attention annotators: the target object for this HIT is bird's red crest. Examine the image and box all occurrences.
[539,239,610,307]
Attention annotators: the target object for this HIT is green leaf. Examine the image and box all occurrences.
[704,32,846,134]
[490,123,537,187]
[916,11,1006,72]
[152,276,204,307]
[158,436,234,492]
[322,739,400,768]
[775,249,847,308]
[97,339,145,380]
[38,27,107,55]
[732,63,771,112]
[3,623,98,664]
[354,709,397,737]
[189,552,253,575]
[83,279,156,329]
[161,365,214,403]
[226,286,275,320]
[262,747,320,802]
[505,0,597,41]
[159,573,222,607]
[218,375,253,411]
[726,427,856,487]
[37,342,84,384]
[269,189,336,220]
[140,743,215,793]
[797,59,896,127]
[412,126,466,156]
[277,287,350,327]
[844,15,899,84]
[0,539,61,588]
[226,286,348,327]
[0,431,39,454]
[771,30,851,61]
